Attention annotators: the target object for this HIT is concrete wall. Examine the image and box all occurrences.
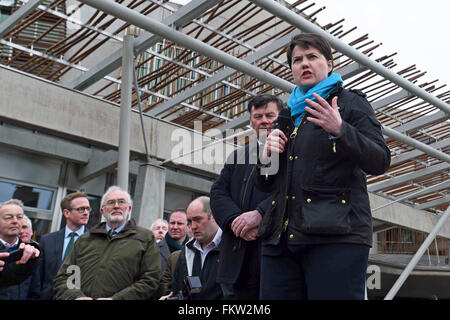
[370,193,450,239]
[0,66,232,177]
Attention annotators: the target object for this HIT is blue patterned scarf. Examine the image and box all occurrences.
[287,73,343,126]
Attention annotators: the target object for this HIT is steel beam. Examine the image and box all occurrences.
[384,206,450,300]
[402,180,450,200]
[371,89,411,110]
[394,111,449,133]
[336,62,368,80]
[249,0,450,115]
[69,0,223,90]
[390,138,449,166]
[77,0,294,93]
[210,114,251,137]
[148,30,301,117]
[368,162,449,192]
[382,126,450,164]
[0,0,43,38]
[415,196,450,211]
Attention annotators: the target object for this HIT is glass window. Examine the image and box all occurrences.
[27,217,51,243]
[0,178,55,242]
[0,180,54,210]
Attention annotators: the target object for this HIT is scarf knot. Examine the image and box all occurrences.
[287,73,343,126]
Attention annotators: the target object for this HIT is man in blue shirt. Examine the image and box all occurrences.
[53,186,160,300]
[39,192,90,299]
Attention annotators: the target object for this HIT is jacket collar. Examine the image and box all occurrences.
[90,219,137,236]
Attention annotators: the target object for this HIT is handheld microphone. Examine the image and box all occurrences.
[272,107,293,137]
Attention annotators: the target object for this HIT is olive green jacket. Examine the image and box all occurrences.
[53,220,160,300]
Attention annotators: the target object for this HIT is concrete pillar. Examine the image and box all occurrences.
[132,161,166,230]
[117,34,134,191]
[370,232,379,254]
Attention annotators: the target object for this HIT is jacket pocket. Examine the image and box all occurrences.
[257,196,277,239]
[299,186,352,235]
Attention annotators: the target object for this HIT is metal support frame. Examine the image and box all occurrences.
[148,30,301,117]
[0,0,43,38]
[415,196,450,211]
[73,0,450,174]
[77,0,294,93]
[390,138,449,166]
[117,35,133,191]
[368,162,449,193]
[249,0,450,115]
[73,0,447,171]
[384,206,450,300]
[371,180,450,213]
[69,0,223,90]
[0,38,231,121]
[395,111,449,134]
[381,125,450,163]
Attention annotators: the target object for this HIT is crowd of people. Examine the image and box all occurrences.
[0,33,390,300]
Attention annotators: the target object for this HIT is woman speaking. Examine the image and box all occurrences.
[254,33,391,300]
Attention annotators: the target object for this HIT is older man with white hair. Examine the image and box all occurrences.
[151,218,168,243]
[53,186,160,300]
[0,199,40,288]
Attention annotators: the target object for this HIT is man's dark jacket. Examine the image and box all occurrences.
[39,228,65,299]
[0,240,39,295]
[210,142,271,284]
[169,237,222,300]
[0,258,40,299]
[158,234,189,274]
[158,238,171,274]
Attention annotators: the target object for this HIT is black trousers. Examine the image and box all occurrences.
[221,240,261,300]
[260,243,369,300]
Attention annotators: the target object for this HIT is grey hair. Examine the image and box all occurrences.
[23,214,32,229]
[0,199,24,211]
[101,185,133,208]
[151,218,168,230]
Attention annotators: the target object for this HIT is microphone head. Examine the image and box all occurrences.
[273,107,292,136]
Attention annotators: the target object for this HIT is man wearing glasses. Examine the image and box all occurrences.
[53,186,160,300]
[39,191,91,300]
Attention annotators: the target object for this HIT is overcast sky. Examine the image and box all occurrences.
[171,0,449,86]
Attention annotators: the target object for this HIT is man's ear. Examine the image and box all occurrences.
[62,209,70,219]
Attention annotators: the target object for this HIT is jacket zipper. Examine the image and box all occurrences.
[282,93,338,234]
[282,114,306,233]
[241,165,256,210]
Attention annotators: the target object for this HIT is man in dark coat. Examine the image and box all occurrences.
[2,214,41,300]
[0,199,40,295]
[39,192,90,299]
[210,94,283,300]
[158,209,189,273]
[166,197,222,300]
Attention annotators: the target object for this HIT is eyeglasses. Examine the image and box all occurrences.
[70,206,92,213]
[103,199,128,207]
